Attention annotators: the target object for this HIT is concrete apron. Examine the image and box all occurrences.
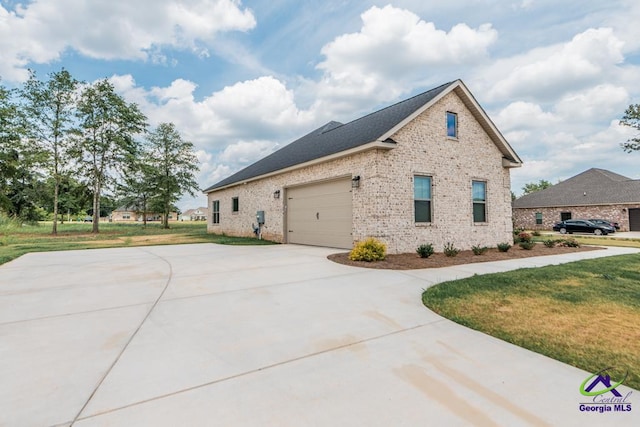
[0,244,638,427]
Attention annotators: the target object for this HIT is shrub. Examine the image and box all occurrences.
[514,231,533,243]
[558,238,580,248]
[543,239,556,248]
[443,242,460,257]
[471,245,488,255]
[519,241,536,250]
[349,237,387,262]
[497,242,512,252]
[532,230,541,236]
[416,243,434,258]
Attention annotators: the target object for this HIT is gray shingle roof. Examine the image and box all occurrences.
[513,168,640,208]
[204,81,457,192]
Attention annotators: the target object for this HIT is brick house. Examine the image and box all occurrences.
[513,168,640,232]
[204,80,522,253]
[111,206,178,222]
[180,207,209,221]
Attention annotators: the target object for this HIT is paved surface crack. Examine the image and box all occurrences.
[69,248,174,426]
[74,319,446,422]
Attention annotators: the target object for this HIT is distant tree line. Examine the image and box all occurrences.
[0,69,200,233]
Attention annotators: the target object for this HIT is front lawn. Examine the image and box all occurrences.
[0,221,275,265]
[422,253,640,390]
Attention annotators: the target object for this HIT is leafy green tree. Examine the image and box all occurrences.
[0,83,21,213]
[146,123,200,229]
[620,104,640,152]
[21,69,80,234]
[0,82,44,221]
[522,179,552,195]
[117,150,156,227]
[73,79,147,233]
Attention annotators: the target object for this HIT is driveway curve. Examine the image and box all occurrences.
[0,244,638,427]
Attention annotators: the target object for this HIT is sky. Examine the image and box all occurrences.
[2,0,639,210]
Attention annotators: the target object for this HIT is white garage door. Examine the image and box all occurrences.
[286,178,353,249]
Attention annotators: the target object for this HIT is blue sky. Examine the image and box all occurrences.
[2,0,639,210]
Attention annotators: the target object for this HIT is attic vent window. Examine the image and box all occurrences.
[446,112,458,139]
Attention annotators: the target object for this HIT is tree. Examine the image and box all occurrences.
[21,69,79,234]
[117,150,156,228]
[73,79,147,233]
[522,179,552,195]
[146,123,200,229]
[620,104,640,152]
[0,83,21,213]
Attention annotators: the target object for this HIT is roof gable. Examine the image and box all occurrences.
[513,168,640,208]
[205,79,521,192]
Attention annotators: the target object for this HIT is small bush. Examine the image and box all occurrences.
[349,237,387,262]
[558,238,580,248]
[416,243,434,258]
[471,245,488,255]
[519,241,536,250]
[443,242,460,257]
[532,230,541,236]
[497,242,512,252]
[513,231,533,243]
[543,239,556,248]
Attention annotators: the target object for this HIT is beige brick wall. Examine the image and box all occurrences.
[513,205,639,232]
[207,91,515,253]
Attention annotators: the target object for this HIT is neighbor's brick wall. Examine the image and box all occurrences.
[207,90,515,253]
[513,205,639,232]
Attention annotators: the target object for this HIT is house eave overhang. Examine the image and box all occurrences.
[204,139,396,194]
[502,158,521,168]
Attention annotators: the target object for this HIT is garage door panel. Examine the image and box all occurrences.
[287,179,353,249]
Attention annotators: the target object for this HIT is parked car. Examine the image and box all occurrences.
[587,218,620,230]
[552,219,615,235]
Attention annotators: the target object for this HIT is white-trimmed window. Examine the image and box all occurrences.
[472,181,487,222]
[212,200,220,224]
[414,176,432,223]
[446,112,458,138]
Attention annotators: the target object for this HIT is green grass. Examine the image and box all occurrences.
[422,254,640,390]
[0,221,275,265]
[533,232,640,248]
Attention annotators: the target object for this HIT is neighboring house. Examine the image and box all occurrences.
[204,80,522,253]
[513,168,640,231]
[181,207,209,221]
[111,206,178,222]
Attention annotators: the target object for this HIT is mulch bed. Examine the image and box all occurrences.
[327,244,603,270]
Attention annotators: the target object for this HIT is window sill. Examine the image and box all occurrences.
[446,136,458,141]
[473,222,488,226]
[415,222,433,227]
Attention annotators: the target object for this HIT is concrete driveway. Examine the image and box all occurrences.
[1,244,638,426]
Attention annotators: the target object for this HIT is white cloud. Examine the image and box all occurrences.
[483,28,625,101]
[313,5,497,112]
[0,0,256,81]
[554,84,629,122]
[494,101,558,131]
[218,140,279,164]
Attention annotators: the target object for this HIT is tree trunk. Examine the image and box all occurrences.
[52,179,59,235]
[92,184,100,233]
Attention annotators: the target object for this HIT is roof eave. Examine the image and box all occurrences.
[204,139,396,194]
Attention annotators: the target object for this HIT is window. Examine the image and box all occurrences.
[472,181,487,222]
[212,200,220,224]
[535,212,543,225]
[414,176,432,223]
[561,212,571,221]
[446,112,458,138]
[232,197,239,213]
